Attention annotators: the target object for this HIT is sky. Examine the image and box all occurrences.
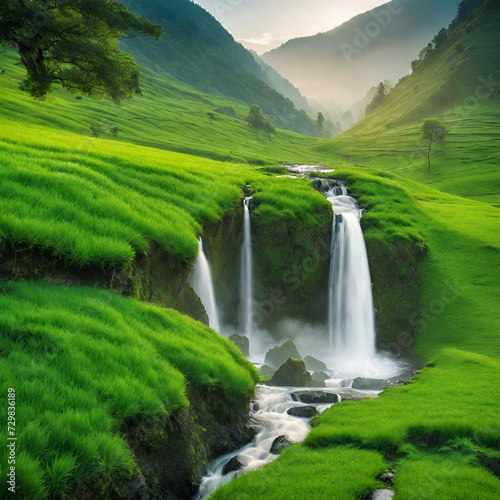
[194,0,390,53]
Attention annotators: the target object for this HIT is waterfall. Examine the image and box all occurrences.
[240,197,253,340]
[189,237,221,332]
[327,183,376,362]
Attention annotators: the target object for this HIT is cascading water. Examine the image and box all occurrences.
[240,197,254,341]
[327,183,376,365]
[189,237,221,332]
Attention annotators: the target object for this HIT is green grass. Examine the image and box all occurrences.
[0,281,259,498]
[211,446,387,500]
[0,119,330,269]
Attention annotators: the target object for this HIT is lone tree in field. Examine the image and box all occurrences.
[246,105,276,141]
[316,112,325,138]
[206,112,215,125]
[421,118,448,173]
[0,0,162,101]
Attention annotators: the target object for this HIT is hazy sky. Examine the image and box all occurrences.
[194,0,390,53]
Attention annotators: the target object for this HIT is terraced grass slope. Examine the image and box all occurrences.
[214,167,500,500]
[0,281,259,498]
[0,48,325,166]
[314,1,500,206]
[0,119,330,269]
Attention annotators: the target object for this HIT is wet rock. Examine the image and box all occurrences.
[386,370,415,385]
[293,391,339,404]
[303,356,328,371]
[265,340,302,369]
[336,389,375,402]
[268,359,314,388]
[377,469,395,485]
[352,377,388,391]
[286,406,318,418]
[229,334,249,357]
[270,435,295,455]
[371,489,394,500]
[127,476,147,499]
[222,456,242,475]
[229,424,256,448]
[258,364,276,380]
[311,371,330,388]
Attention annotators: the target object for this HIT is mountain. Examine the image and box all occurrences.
[344,0,500,134]
[262,0,461,112]
[248,50,314,115]
[118,0,317,136]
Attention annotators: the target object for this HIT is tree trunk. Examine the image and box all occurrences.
[427,138,433,173]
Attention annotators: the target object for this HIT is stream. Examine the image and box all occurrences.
[195,380,382,499]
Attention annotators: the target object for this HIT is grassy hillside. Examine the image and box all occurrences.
[0,48,326,165]
[118,0,317,136]
[320,1,500,206]
[0,281,259,498]
[214,167,500,500]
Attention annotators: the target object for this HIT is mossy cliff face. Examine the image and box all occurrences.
[0,245,208,324]
[125,385,254,500]
[364,235,425,353]
[201,196,333,334]
[250,201,333,332]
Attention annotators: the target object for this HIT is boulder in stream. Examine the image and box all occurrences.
[270,435,295,455]
[268,359,314,388]
[352,377,388,391]
[222,456,243,475]
[287,406,318,418]
[293,391,339,404]
[303,355,328,371]
[311,371,330,388]
[265,340,302,368]
[228,334,249,357]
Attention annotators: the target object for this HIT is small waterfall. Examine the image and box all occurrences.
[240,197,254,340]
[189,237,221,332]
[327,183,376,362]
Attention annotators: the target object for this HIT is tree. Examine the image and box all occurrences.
[0,0,162,101]
[365,82,387,115]
[432,28,448,49]
[246,105,276,141]
[420,119,448,172]
[316,112,325,138]
[206,112,215,125]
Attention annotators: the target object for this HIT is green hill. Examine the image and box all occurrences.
[118,0,317,136]
[0,47,326,165]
